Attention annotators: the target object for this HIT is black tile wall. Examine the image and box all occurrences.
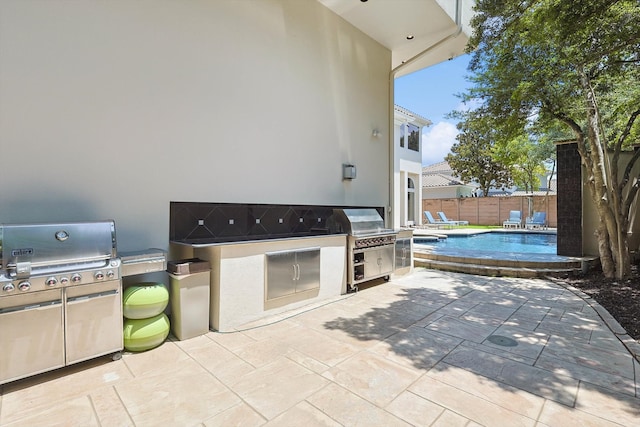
[170,202,384,244]
[556,143,583,256]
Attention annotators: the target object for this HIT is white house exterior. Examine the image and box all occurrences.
[393,105,431,227]
[0,0,473,250]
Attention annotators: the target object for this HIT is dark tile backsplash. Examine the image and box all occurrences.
[170,202,384,244]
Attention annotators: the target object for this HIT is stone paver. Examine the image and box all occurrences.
[1,269,639,426]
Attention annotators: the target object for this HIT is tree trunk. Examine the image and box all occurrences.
[579,69,631,279]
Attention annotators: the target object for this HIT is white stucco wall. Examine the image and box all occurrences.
[392,117,425,228]
[0,0,391,251]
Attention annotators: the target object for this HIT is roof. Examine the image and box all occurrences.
[394,105,432,127]
[422,173,473,188]
[422,160,476,189]
[510,190,557,197]
[422,161,453,175]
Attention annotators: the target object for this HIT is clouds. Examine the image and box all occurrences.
[421,121,458,166]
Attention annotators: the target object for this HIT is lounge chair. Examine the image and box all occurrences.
[503,210,522,228]
[525,212,547,229]
[423,211,452,229]
[437,211,469,226]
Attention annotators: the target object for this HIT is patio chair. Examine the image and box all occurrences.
[423,211,451,229]
[525,211,547,229]
[437,211,469,226]
[503,210,522,228]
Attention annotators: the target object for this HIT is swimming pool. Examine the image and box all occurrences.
[414,231,557,255]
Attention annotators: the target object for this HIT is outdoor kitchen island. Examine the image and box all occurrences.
[170,234,347,332]
[168,202,408,332]
[168,202,365,332]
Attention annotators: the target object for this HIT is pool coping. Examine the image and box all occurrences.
[411,227,599,277]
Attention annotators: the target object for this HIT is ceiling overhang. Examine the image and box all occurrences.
[317,0,475,77]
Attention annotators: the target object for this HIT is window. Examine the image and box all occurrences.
[399,124,405,148]
[407,177,416,223]
[408,123,419,152]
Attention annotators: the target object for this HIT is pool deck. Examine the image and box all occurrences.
[1,269,638,426]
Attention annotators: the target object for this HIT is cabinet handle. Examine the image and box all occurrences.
[292,264,301,281]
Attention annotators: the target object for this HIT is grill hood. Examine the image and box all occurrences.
[0,221,117,278]
[329,209,391,236]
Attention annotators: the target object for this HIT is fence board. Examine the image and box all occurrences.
[421,195,557,227]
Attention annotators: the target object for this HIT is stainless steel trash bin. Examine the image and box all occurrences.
[167,259,211,340]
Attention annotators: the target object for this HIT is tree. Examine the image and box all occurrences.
[464,0,640,279]
[493,134,547,193]
[445,112,513,197]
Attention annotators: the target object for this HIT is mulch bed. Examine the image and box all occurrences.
[555,264,640,342]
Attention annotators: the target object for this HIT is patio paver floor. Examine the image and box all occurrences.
[1,269,639,426]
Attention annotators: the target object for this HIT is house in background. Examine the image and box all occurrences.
[422,161,477,199]
[393,105,431,228]
[423,160,557,199]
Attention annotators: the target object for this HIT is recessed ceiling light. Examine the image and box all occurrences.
[360,0,368,2]
[406,35,414,40]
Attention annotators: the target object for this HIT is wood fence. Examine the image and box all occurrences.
[422,195,557,227]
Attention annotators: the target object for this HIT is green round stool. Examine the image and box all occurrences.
[122,282,169,319]
[123,313,170,352]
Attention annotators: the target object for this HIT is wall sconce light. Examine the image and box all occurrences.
[372,129,381,138]
[343,164,356,180]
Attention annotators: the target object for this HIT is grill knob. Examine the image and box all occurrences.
[2,283,15,292]
[106,270,115,279]
[18,281,31,291]
[60,277,69,285]
[95,271,105,280]
[46,277,58,287]
[71,274,82,283]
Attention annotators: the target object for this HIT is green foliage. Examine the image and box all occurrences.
[496,135,547,192]
[465,0,640,147]
[462,0,640,278]
[445,111,513,196]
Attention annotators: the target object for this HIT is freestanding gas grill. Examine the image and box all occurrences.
[0,221,123,385]
[330,209,398,292]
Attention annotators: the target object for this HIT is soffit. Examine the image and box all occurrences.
[317,0,474,77]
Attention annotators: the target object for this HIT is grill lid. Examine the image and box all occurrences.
[330,209,392,236]
[0,221,116,277]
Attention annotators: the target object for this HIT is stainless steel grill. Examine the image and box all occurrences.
[330,209,398,291]
[0,221,123,385]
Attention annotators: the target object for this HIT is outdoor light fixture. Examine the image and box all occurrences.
[343,164,356,180]
[372,129,381,138]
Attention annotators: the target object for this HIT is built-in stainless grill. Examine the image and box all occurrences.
[0,221,123,385]
[330,209,398,291]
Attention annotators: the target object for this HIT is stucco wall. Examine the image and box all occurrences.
[0,0,391,251]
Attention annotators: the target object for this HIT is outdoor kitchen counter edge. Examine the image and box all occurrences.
[169,233,348,248]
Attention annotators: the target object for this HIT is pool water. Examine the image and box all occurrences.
[415,232,557,255]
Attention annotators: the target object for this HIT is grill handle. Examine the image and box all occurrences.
[6,261,31,279]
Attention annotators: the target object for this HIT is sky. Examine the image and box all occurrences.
[394,53,473,166]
